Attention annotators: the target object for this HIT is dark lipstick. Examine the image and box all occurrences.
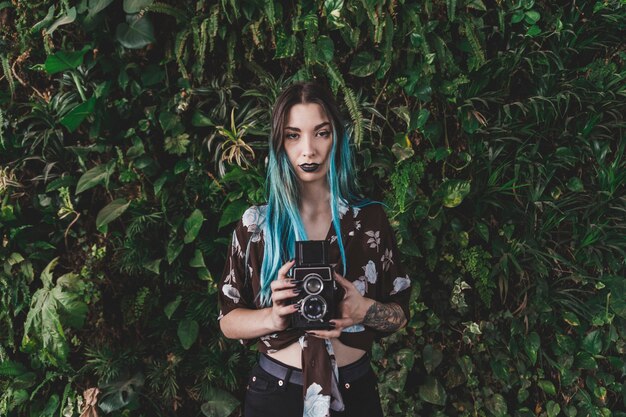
[299,163,320,172]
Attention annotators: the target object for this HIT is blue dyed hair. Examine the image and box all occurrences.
[257,82,365,306]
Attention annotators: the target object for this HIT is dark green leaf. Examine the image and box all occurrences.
[422,345,443,374]
[219,200,248,229]
[349,52,380,77]
[582,330,603,355]
[76,163,111,194]
[96,199,130,230]
[419,376,447,406]
[116,15,156,49]
[201,387,240,417]
[46,7,76,35]
[60,96,96,132]
[164,295,182,319]
[524,332,540,365]
[44,48,89,74]
[178,319,199,350]
[123,0,154,13]
[538,380,557,396]
[184,209,205,243]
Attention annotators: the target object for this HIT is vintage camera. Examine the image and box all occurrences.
[290,240,338,330]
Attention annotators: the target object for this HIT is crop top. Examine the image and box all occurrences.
[218,201,411,416]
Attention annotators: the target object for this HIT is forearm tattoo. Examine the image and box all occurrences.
[363,302,406,332]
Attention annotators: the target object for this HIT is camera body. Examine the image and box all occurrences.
[290,240,338,330]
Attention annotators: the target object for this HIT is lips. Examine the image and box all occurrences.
[299,163,320,172]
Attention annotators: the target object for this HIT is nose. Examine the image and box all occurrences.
[301,135,316,158]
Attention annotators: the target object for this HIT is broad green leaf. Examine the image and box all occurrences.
[485,393,507,417]
[582,330,603,355]
[575,352,598,370]
[563,311,580,326]
[32,5,56,32]
[76,163,111,194]
[21,258,87,365]
[317,36,334,62]
[418,376,447,406]
[189,249,206,268]
[566,177,584,192]
[46,7,76,35]
[349,52,380,77]
[219,200,248,229]
[476,221,489,242]
[274,26,296,58]
[41,394,60,417]
[422,345,443,374]
[143,258,161,274]
[538,380,557,396]
[524,332,540,365]
[116,15,156,49]
[178,319,199,350]
[166,238,184,264]
[524,10,541,24]
[440,179,471,208]
[60,96,96,132]
[184,209,205,243]
[527,25,541,36]
[99,373,144,413]
[192,110,216,127]
[123,0,154,13]
[547,400,561,417]
[0,361,27,376]
[44,48,89,74]
[87,0,114,16]
[96,199,130,230]
[164,295,182,319]
[201,387,240,417]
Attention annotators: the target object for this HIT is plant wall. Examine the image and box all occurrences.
[0,0,625,416]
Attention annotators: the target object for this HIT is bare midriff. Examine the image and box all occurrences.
[266,338,366,368]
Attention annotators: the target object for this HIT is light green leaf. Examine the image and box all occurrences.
[178,319,199,350]
[116,15,156,49]
[547,401,561,417]
[440,179,471,208]
[201,387,240,417]
[184,209,205,243]
[189,249,206,268]
[349,51,380,77]
[166,238,184,264]
[76,163,112,194]
[46,7,76,35]
[87,0,115,16]
[96,199,130,230]
[582,330,602,355]
[123,0,154,13]
[60,96,96,132]
[44,48,89,74]
[524,10,541,24]
[219,200,248,229]
[143,258,161,274]
[538,380,557,396]
[99,373,144,413]
[486,393,507,417]
[164,295,182,319]
[419,376,447,406]
[476,221,489,242]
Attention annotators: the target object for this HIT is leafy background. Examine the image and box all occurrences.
[1,0,625,416]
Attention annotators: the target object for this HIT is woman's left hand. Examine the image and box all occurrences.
[306,272,375,339]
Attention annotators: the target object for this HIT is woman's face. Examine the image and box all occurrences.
[282,103,333,187]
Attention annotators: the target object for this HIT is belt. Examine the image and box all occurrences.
[258,353,371,386]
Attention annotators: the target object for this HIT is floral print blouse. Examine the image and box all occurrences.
[218,201,411,417]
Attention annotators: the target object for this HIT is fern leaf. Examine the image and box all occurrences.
[303,13,319,67]
[208,5,219,52]
[447,0,457,21]
[343,86,364,148]
[464,19,485,70]
[377,14,394,78]
[264,0,276,27]
[1,55,14,100]
[146,2,188,22]
[324,61,345,95]
[194,18,209,82]
[175,29,191,80]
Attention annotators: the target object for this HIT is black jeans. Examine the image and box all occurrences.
[244,361,384,417]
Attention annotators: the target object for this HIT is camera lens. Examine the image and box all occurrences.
[303,274,323,295]
[301,295,327,321]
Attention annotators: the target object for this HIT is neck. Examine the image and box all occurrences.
[299,181,331,216]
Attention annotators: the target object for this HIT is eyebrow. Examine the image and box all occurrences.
[284,122,330,132]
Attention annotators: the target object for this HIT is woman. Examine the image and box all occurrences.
[218,82,411,417]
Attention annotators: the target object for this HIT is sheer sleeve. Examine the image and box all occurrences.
[217,219,255,320]
[376,206,412,324]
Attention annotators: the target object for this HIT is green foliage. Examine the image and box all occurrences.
[1,0,625,416]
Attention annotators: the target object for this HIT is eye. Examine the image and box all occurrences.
[316,130,331,138]
[285,132,299,140]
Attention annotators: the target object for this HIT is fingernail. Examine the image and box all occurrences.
[293,289,301,294]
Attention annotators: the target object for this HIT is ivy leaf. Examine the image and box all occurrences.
[184,209,205,243]
[582,330,603,355]
[116,14,156,49]
[201,387,240,417]
[547,401,561,417]
[422,345,443,374]
[349,52,381,77]
[60,96,96,132]
[524,332,541,365]
[178,319,199,350]
[96,199,130,231]
[538,380,557,396]
[485,393,507,417]
[418,376,447,406]
[44,48,90,74]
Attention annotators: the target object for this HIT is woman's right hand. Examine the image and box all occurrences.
[267,259,298,331]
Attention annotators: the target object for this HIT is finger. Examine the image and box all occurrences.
[278,259,296,280]
[275,304,299,317]
[333,271,355,290]
[307,329,341,339]
[330,318,354,329]
[272,288,299,303]
[270,279,295,292]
